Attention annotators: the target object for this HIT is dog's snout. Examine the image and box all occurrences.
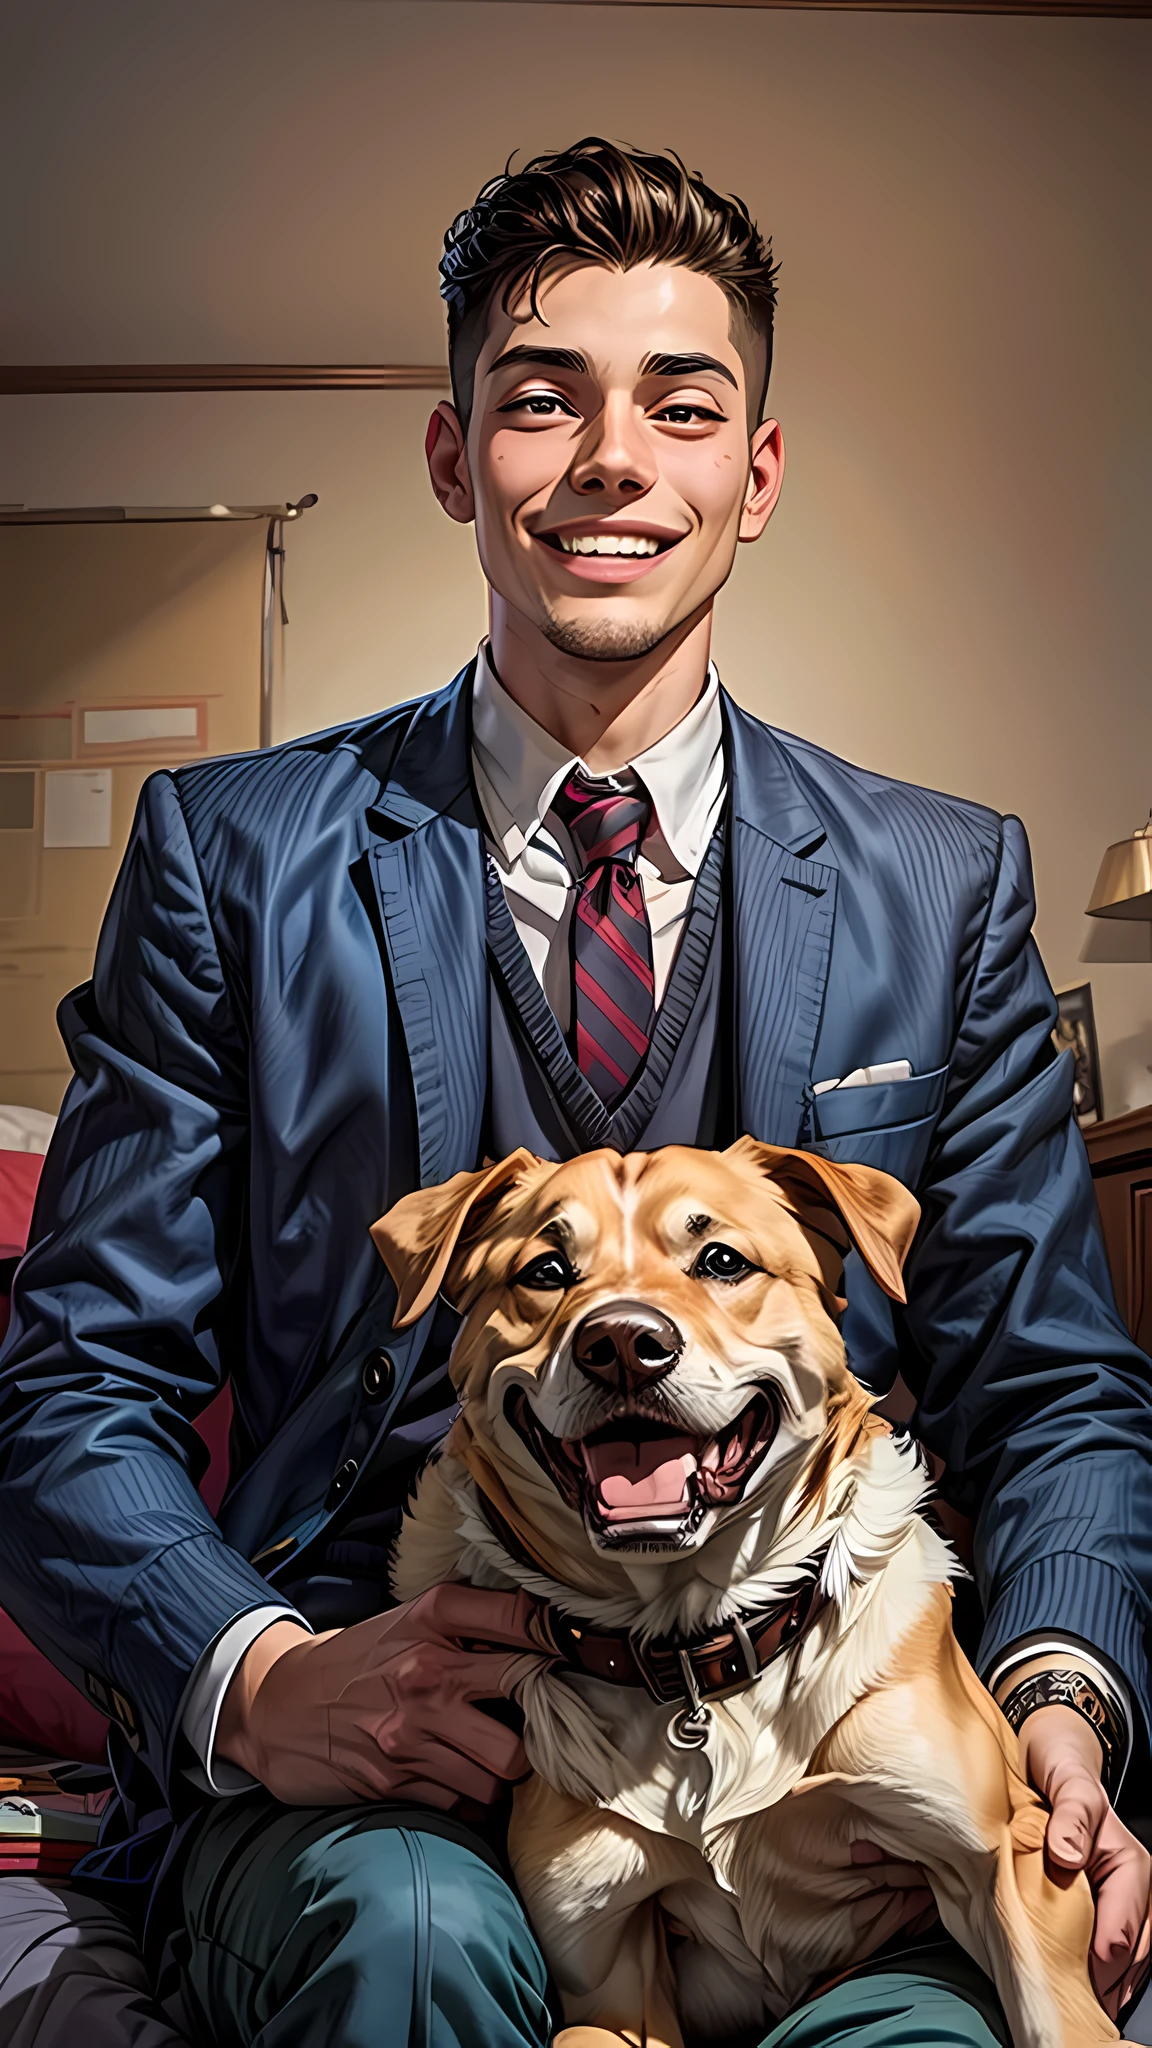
[572,1301,683,1393]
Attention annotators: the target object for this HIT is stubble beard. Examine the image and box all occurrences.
[537,602,672,664]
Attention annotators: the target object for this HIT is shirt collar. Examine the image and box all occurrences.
[470,641,725,877]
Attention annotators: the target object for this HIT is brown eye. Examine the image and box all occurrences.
[693,1242,757,1283]
[512,1251,575,1292]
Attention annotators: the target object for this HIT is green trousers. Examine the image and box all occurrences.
[179,1796,1007,2048]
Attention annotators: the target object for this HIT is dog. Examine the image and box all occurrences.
[374,1140,1115,2048]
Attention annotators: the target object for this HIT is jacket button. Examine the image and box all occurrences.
[361,1350,394,1402]
[326,1458,358,1510]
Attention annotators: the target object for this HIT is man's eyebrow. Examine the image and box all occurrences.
[640,351,739,392]
[486,343,590,379]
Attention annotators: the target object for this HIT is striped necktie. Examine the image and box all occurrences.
[551,766,656,1106]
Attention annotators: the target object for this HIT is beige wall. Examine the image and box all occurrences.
[3,0,1151,1111]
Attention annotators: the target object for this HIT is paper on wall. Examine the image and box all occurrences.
[83,705,198,747]
[43,771,112,849]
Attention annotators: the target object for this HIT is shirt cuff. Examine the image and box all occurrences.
[181,1604,309,1795]
[987,1633,1134,1789]
[978,1551,1148,1736]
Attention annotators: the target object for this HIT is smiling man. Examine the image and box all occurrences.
[0,140,1150,2048]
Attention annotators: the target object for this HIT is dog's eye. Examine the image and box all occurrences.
[512,1251,575,1292]
[693,1242,756,1283]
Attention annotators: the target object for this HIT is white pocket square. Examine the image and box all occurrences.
[812,1059,913,1097]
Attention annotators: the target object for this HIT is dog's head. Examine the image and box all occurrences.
[372,1141,920,1560]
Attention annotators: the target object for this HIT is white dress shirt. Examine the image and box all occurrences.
[471,642,727,1025]
[180,645,1128,1790]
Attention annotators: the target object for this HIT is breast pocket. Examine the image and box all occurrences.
[812,1064,948,1184]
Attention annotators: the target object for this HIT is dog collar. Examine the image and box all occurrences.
[537,1563,827,1749]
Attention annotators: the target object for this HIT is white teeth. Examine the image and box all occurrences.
[557,533,661,556]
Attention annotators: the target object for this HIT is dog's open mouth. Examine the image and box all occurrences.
[505,1386,779,1545]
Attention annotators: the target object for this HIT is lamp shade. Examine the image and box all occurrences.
[1086,822,1152,920]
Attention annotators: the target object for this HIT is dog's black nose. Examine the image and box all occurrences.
[572,1302,683,1393]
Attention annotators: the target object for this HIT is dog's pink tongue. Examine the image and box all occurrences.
[580,1435,698,1521]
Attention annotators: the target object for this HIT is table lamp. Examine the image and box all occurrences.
[1086,815,1152,920]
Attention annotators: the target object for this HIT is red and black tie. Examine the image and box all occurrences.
[551,767,656,1106]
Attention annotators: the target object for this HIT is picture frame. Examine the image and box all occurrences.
[1053,982,1103,1128]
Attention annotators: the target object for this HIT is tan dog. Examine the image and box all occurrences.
[374,1142,1114,2048]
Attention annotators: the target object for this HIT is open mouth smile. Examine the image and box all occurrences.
[532,524,686,584]
[505,1385,779,1548]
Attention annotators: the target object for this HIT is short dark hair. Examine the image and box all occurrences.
[439,137,779,429]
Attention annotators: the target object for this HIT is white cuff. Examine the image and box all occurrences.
[181,1605,309,1796]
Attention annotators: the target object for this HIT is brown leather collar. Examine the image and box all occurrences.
[472,1486,826,1718]
[537,1568,825,1712]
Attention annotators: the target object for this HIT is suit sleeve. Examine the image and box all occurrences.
[897,813,1152,1723]
[0,770,299,1795]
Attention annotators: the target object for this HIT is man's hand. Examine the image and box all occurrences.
[1017,1702,1151,2019]
[216,1583,543,1813]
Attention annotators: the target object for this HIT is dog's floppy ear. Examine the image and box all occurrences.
[725,1138,921,1303]
[371,1149,544,1327]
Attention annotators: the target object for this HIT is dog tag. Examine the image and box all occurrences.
[668,1705,711,1749]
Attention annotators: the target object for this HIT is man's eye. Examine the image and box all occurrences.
[654,404,725,426]
[512,1251,576,1291]
[501,393,577,418]
[692,1242,757,1283]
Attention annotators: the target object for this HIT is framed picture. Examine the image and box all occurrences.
[1053,983,1103,1128]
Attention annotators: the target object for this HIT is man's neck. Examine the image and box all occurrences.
[487,596,714,773]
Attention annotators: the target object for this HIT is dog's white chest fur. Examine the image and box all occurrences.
[395,1434,970,2038]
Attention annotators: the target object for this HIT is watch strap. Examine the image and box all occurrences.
[1000,1667,1123,1795]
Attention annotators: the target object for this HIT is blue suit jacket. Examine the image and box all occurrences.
[0,666,1149,1808]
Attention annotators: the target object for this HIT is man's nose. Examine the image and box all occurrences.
[572,1301,683,1395]
[569,396,658,499]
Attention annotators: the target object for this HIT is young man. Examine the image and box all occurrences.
[0,140,1149,2048]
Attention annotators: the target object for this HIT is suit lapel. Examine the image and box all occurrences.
[724,696,839,1146]
[366,666,488,1188]
[361,674,838,1177]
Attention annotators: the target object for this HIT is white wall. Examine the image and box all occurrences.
[3,0,1151,1111]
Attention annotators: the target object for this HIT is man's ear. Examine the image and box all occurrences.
[725,1138,921,1303]
[738,418,784,544]
[425,400,475,525]
[370,1149,544,1327]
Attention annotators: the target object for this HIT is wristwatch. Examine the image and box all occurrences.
[1000,1667,1123,1796]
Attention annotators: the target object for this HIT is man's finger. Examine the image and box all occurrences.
[1118,1911,1152,2015]
[391,1776,470,1814]
[1045,1769,1105,1870]
[418,1582,541,1649]
[405,1737,515,1806]
[1090,1857,1147,1979]
[458,1646,539,1705]
[438,1696,529,1781]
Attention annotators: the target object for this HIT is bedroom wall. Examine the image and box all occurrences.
[3,0,1150,1111]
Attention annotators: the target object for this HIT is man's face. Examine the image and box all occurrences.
[433,261,782,663]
